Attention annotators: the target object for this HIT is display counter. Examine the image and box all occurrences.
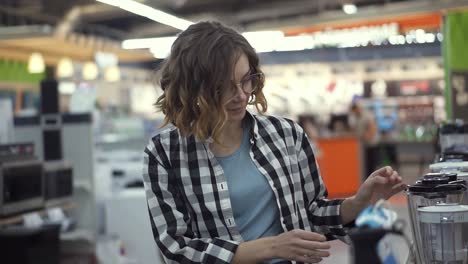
[316,136,362,198]
[315,135,435,199]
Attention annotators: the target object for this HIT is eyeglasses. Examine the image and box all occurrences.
[223,72,264,99]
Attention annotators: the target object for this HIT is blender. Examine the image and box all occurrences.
[406,172,467,264]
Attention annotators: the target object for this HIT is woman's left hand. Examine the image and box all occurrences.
[354,166,407,207]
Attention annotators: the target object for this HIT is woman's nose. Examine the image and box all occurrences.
[232,85,247,101]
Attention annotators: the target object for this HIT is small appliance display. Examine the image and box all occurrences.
[0,143,44,216]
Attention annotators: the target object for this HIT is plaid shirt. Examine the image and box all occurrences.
[143,112,350,264]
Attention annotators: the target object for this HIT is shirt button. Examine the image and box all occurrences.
[226,217,235,227]
[218,183,226,190]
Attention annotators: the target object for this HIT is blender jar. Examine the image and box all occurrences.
[417,204,468,264]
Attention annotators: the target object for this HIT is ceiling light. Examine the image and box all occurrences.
[95,52,119,69]
[83,62,98,80]
[342,4,358,15]
[28,52,45,74]
[124,31,286,55]
[96,0,193,30]
[275,36,315,51]
[57,57,74,78]
[150,46,171,59]
[104,66,121,82]
[242,31,284,53]
[122,23,401,56]
[123,36,176,50]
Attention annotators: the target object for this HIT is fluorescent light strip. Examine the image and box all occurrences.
[122,36,177,49]
[124,27,439,58]
[128,31,288,56]
[242,31,285,53]
[96,0,193,30]
[343,4,358,15]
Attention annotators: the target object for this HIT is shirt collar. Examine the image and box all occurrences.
[244,110,260,142]
[198,110,260,146]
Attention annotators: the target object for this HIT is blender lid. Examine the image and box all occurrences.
[423,172,458,182]
[420,177,450,185]
[407,172,466,193]
[407,183,466,193]
[418,204,468,223]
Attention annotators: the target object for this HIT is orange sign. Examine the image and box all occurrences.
[284,12,442,36]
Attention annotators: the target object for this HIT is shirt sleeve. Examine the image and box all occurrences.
[143,142,240,264]
[292,123,352,243]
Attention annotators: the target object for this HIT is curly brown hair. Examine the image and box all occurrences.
[155,21,267,143]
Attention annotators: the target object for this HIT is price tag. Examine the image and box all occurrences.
[22,212,44,228]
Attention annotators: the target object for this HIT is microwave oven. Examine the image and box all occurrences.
[0,143,44,216]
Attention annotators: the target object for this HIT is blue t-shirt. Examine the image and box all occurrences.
[216,122,284,263]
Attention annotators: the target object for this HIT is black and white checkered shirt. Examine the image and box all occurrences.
[143,112,350,264]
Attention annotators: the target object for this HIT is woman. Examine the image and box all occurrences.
[143,21,405,264]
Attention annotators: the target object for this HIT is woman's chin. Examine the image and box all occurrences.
[226,107,246,121]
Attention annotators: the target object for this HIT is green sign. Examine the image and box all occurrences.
[0,59,44,83]
[444,11,468,121]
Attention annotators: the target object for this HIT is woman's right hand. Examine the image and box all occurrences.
[271,229,331,263]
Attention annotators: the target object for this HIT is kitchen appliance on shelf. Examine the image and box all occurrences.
[0,143,44,216]
[44,160,73,207]
[406,172,467,264]
[0,223,61,264]
[430,122,468,205]
[14,113,96,244]
[438,122,468,154]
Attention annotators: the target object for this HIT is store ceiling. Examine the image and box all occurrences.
[0,0,467,64]
[2,0,468,40]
